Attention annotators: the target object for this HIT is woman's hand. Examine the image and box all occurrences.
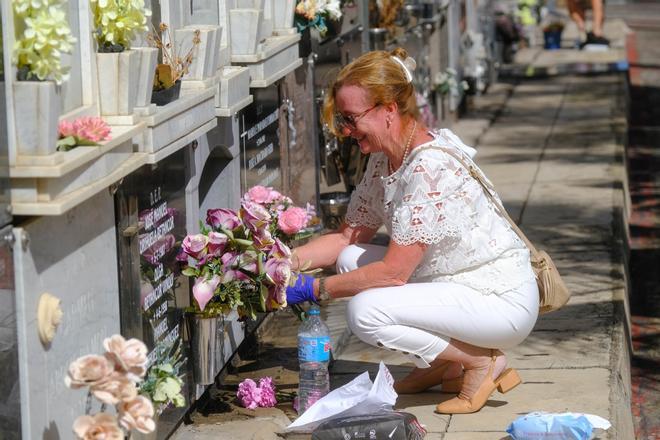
[286,274,317,305]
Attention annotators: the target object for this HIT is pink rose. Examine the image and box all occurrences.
[207,231,228,257]
[192,275,221,311]
[268,239,292,260]
[65,354,114,389]
[73,413,123,440]
[207,209,241,230]
[118,395,155,434]
[240,201,271,232]
[103,335,148,380]
[252,228,274,251]
[245,185,278,204]
[182,234,209,260]
[73,116,111,143]
[264,258,291,309]
[277,207,308,235]
[90,371,138,405]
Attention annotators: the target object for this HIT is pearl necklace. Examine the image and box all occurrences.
[389,120,418,175]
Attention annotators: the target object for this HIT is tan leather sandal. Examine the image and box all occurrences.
[434,353,521,414]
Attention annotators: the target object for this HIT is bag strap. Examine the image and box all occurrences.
[431,145,541,256]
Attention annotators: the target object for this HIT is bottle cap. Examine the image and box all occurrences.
[308,306,321,316]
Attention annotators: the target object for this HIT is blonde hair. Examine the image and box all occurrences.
[322,47,418,136]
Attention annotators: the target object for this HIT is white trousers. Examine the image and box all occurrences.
[339,244,539,368]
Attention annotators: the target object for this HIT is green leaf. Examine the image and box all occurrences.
[56,136,77,152]
[234,238,253,247]
[221,227,234,239]
[181,267,198,277]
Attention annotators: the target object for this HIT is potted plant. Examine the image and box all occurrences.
[90,0,152,116]
[178,186,315,384]
[11,0,76,155]
[147,23,201,106]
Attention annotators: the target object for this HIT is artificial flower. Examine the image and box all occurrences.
[192,275,221,311]
[118,395,156,433]
[207,208,241,230]
[90,0,151,51]
[72,413,123,440]
[181,234,209,260]
[278,206,308,235]
[90,371,138,405]
[65,354,114,389]
[103,334,148,380]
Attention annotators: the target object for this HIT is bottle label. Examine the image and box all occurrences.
[298,336,331,362]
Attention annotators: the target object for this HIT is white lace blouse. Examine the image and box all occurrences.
[345,129,535,296]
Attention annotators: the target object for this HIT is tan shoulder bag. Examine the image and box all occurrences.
[436,146,571,314]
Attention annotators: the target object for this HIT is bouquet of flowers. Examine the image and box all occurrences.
[65,335,155,439]
[179,186,315,320]
[57,116,112,151]
[294,0,342,38]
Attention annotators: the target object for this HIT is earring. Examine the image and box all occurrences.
[386,118,391,128]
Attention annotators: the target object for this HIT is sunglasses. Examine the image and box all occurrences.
[334,104,378,132]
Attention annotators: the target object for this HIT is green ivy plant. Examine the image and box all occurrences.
[90,0,151,53]
[11,0,76,84]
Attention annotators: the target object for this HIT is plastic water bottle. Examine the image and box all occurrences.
[297,305,331,414]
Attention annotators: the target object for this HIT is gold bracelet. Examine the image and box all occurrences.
[318,277,331,301]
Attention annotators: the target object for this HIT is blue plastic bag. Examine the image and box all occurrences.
[506,412,610,440]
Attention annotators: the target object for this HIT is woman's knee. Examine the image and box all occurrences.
[346,290,382,338]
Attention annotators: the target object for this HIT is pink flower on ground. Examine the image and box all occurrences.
[237,378,262,409]
[118,395,155,434]
[181,234,209,260]
[58,120,77,138]
[73,413,123,440]
[259,377,277,407]
[245,185,279,204]
[207,231,228,257]
[278,207,308,235]
[103,334,148,380]
[207,209,241,231]
[192,275,221,311]
[73,117,111,142]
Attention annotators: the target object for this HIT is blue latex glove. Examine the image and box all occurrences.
[286,273,317,305]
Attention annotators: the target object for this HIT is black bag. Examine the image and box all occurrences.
[312,411,426,440]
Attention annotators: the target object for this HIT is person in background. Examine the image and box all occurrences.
[285,48,540,414]
[567,0,609,48]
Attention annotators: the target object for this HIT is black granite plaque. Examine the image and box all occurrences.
[114,149,191,438]
[239,85,282,192]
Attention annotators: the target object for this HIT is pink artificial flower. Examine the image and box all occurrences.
[264,258,291,309]
[258,377,277,407]
[207,209,241,231]
[182,234,209,260]
[278,207,308,235]
[241,201,272,233]
[237,378,262,409]
[65,354,114,389]
[192,275,221,311]
[73,413,123,440]
[245,186,278,204]
[58,119,77,138]
[103,334,148,380]
[236,377,278,409]
[207,231,228,257]
[268,238,292,260]
[118,395,155,434]
[252,228,274,251]
[90,371,138,405]
[73,117,111,143]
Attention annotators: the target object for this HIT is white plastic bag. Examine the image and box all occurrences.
[286,361,398,432]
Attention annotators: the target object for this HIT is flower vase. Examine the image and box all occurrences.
[272,0,295,31]
[543,30,563,50]
[12,81,61,156]
[230,9,263,55]
[187,314,225,385]
[134,47,159,107]
[175,25,222,81]
[150,80,182,106]
[96,50,141,116]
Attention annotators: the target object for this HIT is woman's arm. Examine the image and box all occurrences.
[313,239,427,299]
[292,222,377,270]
